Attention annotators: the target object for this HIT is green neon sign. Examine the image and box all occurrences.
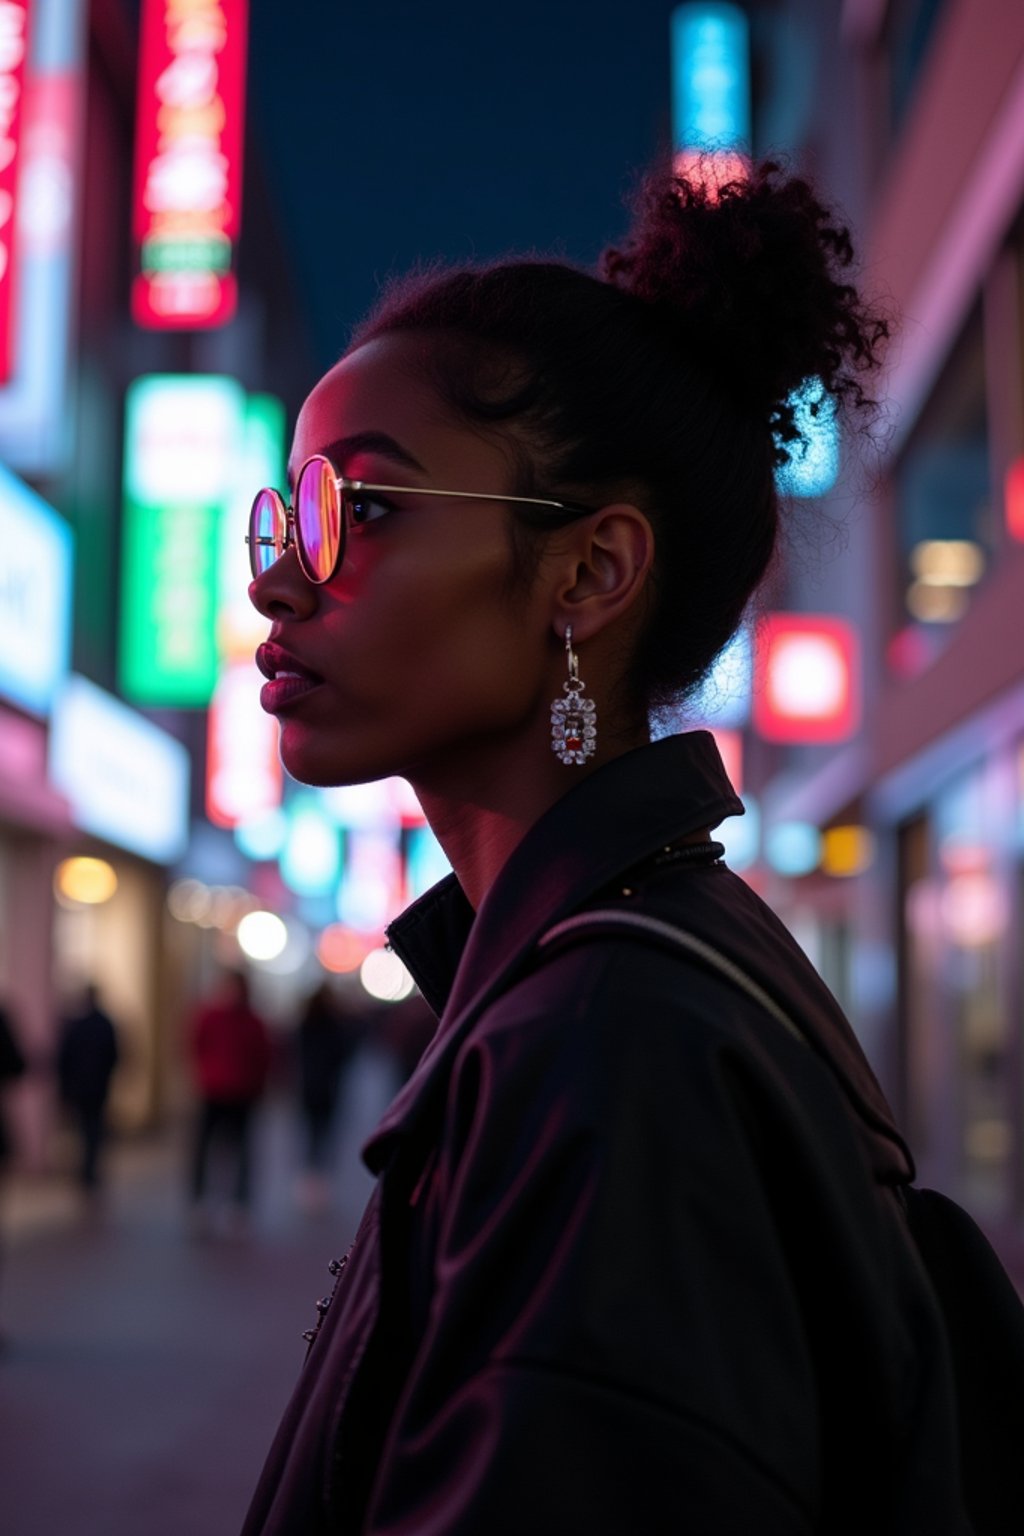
[119,374,246,707]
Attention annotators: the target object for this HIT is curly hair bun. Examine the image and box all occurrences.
[601,158,890,460]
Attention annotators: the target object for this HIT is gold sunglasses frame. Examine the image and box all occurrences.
[247,454,597,584]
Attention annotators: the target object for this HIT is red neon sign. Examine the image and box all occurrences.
[1006,457,1024,542]
[0,2,31,382]
[132,0,248,329]
[753,614,861,745]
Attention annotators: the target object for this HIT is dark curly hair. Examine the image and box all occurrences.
[350,159,890,716]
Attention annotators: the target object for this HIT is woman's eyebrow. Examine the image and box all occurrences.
[287,431,426,483]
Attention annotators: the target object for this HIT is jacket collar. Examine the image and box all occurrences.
[364,732,741,1172]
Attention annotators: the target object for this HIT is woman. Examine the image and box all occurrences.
[242,164,969,1533]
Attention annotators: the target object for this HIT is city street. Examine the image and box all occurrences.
[0,1051,398,1536]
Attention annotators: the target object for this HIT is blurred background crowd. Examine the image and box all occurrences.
[1,0,1024,1527]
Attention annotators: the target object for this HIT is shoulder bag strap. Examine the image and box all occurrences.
[539,906,811,1050]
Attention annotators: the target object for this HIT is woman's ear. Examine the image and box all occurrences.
[553,503,655,645]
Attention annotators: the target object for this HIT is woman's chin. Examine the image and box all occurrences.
[278,726,397,791]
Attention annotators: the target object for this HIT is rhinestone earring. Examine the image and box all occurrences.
[550,626,597,765]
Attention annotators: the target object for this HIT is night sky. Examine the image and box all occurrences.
[247,0,684,375]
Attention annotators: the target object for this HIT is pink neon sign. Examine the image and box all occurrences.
[132,0,248,329]
[0,2,31,382]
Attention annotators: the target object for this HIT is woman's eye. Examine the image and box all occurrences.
[348,494,396,527]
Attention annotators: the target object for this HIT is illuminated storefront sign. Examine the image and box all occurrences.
[0,459,71,713]
[0,0,30,381]
[49,674,190,863]
[753,614,861,745]
[0,0,84,474]
[132,0,248,328]
[120,373,245,706]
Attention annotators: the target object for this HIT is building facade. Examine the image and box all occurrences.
[745,0,1024,1271]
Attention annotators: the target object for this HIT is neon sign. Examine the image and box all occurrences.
[753,614,861,745]
[49,674,190,864]
[0,0,85,476]
[1006,456,1024,542]
[0,1,30,379]
[670,3,749,185]
[0,457,70,713]
[132,0,248,328]
[120,373,245,705]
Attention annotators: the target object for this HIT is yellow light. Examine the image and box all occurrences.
[54,857,118,906]
[820,825,875,878]
[910,540,985,587]
[905,581,969,624]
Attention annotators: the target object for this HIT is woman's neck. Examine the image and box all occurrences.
[411,728,648,910]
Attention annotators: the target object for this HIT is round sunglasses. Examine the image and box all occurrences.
[247,453,597,584]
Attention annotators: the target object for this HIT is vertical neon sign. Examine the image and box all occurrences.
[132,0,248,329]
[120,374,245,705]
[670,3,749,184]
[0,2,31,380]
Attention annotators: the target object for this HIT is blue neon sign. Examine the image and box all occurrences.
[0,463,72,714]
[671,3,751,152]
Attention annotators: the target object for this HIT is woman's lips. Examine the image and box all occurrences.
[259,673,323,712]
[255,642,325,712]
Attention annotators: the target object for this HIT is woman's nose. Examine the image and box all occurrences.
[248,548,317,621]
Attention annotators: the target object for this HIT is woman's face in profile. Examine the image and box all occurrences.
[249,333,556,793]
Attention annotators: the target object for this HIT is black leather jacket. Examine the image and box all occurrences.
[241,733,970,1535]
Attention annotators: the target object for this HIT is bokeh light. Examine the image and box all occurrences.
[359,947,415,1002]
[236,909,287,961]
[54,856,118,906]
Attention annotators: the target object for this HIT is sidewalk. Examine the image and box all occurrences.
[0,1048,400,1536]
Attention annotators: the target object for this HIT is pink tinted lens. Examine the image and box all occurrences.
[250,489,287,576]
[296,457,341,582]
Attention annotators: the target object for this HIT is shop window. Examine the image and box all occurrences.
[891,303,992,658]
[900,756,1017,1218]
[885,0,948,135]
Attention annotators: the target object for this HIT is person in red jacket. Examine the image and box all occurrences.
[187,968,271,1234]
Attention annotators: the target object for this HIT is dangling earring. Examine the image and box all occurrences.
[551,626,597,766]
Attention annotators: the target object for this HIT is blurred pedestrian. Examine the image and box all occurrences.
[0,996,25,1165]
[187,968,271,1236]
[0,997,25,1350]
[293,980,363,1213]
[56,982,119,1197]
